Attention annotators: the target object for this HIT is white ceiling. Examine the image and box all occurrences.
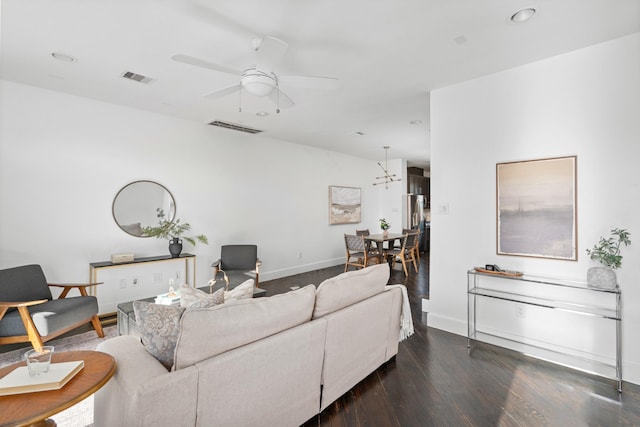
[2,0,639,169]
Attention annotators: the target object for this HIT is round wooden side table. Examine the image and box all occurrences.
[0,350,116,427]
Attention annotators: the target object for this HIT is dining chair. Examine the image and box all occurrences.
[385,232,419,276]
[407,228,422,263]
[344,234,378,272]
[355,229,379,254]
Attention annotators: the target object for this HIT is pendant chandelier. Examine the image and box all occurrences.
[373,146,401,189]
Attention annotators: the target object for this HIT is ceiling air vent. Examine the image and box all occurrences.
[121,71,153,84]
[208,120,263,134]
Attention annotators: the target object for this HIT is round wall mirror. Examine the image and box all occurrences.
[112,180,176,237]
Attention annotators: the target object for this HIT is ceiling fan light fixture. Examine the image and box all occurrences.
[241,69,276,97]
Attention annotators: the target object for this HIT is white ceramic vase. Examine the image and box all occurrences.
[587,266,617,289]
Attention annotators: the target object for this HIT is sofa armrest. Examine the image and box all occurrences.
[95,336,198,427]
[97,336,168,386]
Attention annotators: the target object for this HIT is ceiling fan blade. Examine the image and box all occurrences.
[255,36,288,71]
[279,74,338,91]
[172,54,240,76]
[268,88,295,109]
[204,84,241,100]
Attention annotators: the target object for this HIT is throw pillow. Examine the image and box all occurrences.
[224,279,254,302]
[133,301,185,370]
[180,285,224,309]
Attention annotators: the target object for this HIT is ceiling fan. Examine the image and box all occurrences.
[172,36,338,113]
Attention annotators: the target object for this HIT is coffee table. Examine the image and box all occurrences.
[0,350,116,426]
[117,284,267,336]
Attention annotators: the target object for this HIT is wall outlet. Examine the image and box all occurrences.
[119,279,127,289]
[516,305,526,318]
[152,273,162,283]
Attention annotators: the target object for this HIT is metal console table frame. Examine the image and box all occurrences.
[467,269,622,392]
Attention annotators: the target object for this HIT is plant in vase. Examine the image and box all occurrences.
[379,218,390,237]
[585,228,631,289]
[141,209,208,257]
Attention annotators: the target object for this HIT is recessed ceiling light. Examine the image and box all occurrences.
[51,52,77,63]
[409,120,423,125]
[256,111,269,117]
[510,8,536,23]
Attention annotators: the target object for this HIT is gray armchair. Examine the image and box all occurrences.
[0,264,104,351]
[211,245,261,289]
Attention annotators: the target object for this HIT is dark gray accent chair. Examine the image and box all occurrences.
[211,245,261,289]
[0,264,104,351]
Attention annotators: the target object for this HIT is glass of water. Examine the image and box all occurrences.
[25,346,54,376]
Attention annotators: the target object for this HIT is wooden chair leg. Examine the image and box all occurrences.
[91,315,105,338]
[17,306,44,352]
[401,256,409,276]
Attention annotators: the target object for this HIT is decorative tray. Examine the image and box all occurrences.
[473,267,523,277]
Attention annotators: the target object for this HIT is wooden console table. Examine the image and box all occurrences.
[0,351,116,426]
[467,269,622,392]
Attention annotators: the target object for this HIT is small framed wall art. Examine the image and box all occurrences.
[496,156,577,260]
[329,186,361,225]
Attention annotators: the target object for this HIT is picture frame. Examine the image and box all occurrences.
[496,156,577,260]
[329,186,361,225]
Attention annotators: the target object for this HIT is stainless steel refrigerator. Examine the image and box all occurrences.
[404,194,424,229]
[403,194,428,252]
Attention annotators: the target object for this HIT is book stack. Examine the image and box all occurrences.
[0,360,84,396]
[155,290,181,305]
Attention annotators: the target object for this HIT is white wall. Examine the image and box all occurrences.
[429,33,640,383]
[0,80,393,297]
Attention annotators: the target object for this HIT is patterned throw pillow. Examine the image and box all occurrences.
[133,301,185,370]
[224,279,254,302]
[180,286,224,309]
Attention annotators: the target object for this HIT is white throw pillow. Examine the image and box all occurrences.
[224,279,254,302]
[180,285,224,309]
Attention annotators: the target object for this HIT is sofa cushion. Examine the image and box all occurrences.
[133,301,185,370]
[312,263,389,319]
[173,284,316,370]
[180,286,224,309]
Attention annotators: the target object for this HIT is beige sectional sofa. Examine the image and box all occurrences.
[94,263,404,427]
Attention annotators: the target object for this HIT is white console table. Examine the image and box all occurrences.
[467,269,622,392]
[89,254,196,315]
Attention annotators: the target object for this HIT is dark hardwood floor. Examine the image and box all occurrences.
[262,254,640,427]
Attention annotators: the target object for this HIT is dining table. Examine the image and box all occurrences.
[364,233,405,264]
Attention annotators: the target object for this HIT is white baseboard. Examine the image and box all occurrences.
[260,258,344,282]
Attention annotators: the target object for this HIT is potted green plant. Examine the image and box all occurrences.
[379,218,390,237]
[142,209,208,257]
[585,228,631,289]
